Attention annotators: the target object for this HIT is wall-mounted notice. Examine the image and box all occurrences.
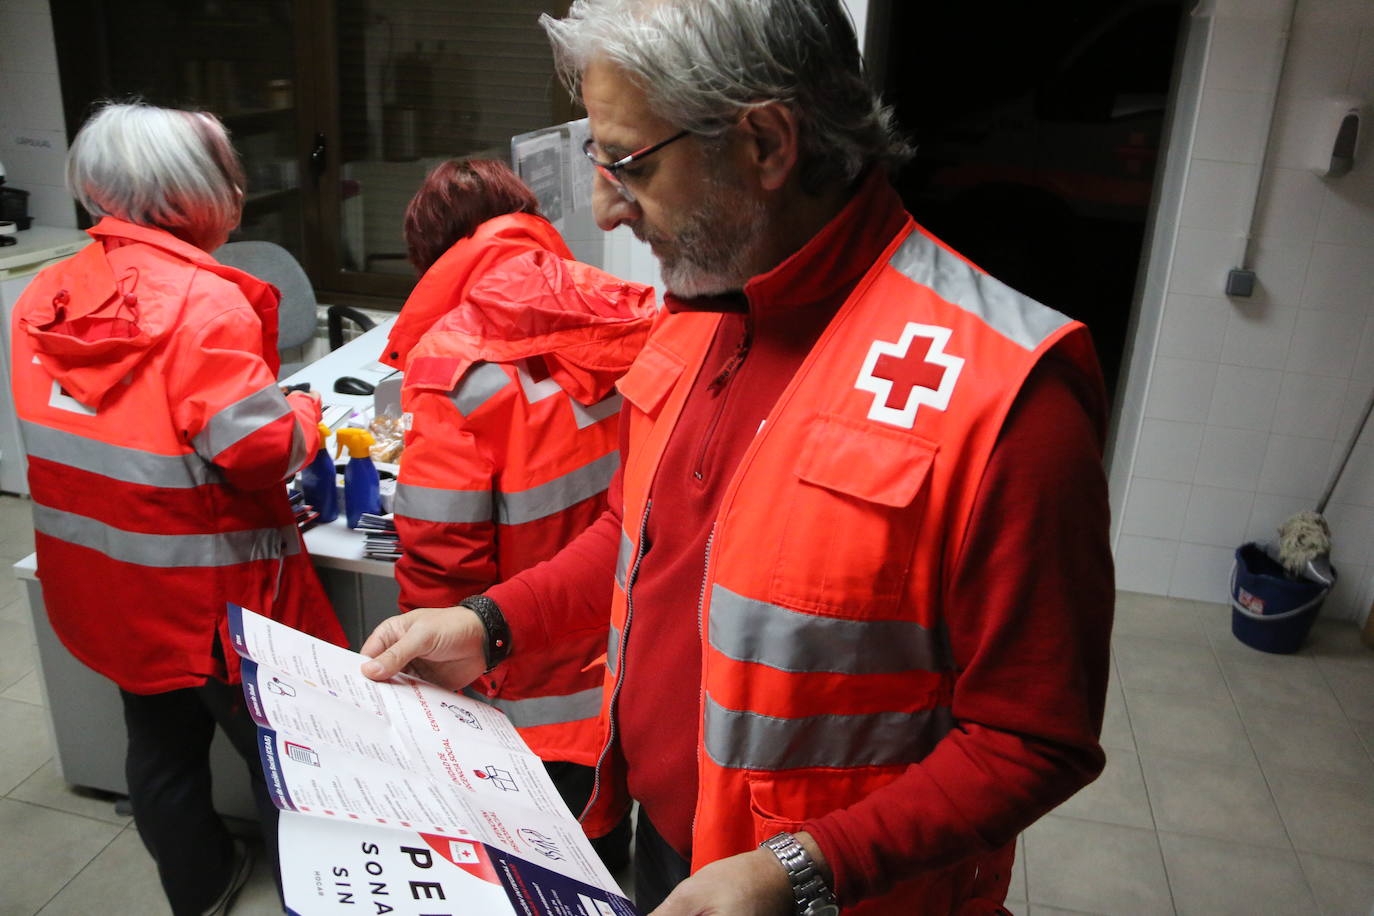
[511,127,569,224]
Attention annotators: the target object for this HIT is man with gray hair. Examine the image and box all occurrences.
[362,2,1115,913]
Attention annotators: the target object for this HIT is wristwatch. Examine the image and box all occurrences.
[458,595,511,673]
[760,832,840,916]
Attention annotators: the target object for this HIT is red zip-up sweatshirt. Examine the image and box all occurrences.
[488,171,1113,905]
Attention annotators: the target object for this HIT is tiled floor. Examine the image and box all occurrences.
[2,492,1374,915]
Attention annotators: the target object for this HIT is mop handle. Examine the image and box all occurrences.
[1317,381,1374,514]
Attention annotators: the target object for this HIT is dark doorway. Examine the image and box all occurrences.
[882,0,1186,402]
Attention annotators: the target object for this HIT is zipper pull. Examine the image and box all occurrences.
[708,322,753,393]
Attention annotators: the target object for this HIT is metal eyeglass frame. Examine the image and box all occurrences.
[582,130,689,203]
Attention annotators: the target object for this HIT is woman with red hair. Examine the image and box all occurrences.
[381,158,552,367]
[383,159,651,866]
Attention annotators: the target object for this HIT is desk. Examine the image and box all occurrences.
[14,318,405,818]
[287,318,404,649]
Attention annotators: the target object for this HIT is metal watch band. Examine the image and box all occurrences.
[760,832,839,916]
[458,595,511,673]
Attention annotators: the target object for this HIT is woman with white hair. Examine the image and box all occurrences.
[9,101,345,915]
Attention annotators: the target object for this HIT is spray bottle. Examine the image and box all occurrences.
[300,423,340,523]
[335,428,381,529]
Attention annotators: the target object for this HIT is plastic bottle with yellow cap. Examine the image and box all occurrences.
[300,422,339,523]
[335,427,381,528]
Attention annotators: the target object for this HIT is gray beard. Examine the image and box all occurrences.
[637,185,768,299]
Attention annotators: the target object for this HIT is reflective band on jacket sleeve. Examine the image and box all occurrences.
[33,503,299,568]
[708,584,953,674]
[21,421,218,489]
[607,622,622,676]
[286,418,310,474]
[193,383,291,460]
[393,481,493,524]
[703,693,952,771]
[615,528,633,591]
[888,230,1072,352]
[495,452,618,525]
[449,362,512,416]
[465,686,602,728]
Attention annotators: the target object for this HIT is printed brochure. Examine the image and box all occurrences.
[228,605,637,916]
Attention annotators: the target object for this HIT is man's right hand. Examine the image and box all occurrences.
[359,606,488,689]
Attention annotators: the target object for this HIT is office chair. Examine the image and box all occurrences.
[213,241,376,377]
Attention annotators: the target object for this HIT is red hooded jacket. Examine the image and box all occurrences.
[393,238,654,766]
[10,218,346,694]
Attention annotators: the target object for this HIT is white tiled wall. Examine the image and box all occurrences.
[1113,0,1374,624]
[0,0,73,228]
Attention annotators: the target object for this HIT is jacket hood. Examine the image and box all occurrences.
[17,218,281,407]
[382,212,573,370]
[416,248,656,405]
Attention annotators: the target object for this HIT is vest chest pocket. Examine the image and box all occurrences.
[771,412,936,616]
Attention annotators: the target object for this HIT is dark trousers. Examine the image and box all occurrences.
[632,808,691,912]
[120,679,280,916]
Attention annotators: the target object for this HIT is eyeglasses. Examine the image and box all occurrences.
[582,130,689,203]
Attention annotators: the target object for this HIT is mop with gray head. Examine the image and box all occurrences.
[1276,510,1331,579]
[1275,382,1374,581]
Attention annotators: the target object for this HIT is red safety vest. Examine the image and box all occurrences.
[394,247,654,766]
[585,220,1100,912]
[11,219,345,694]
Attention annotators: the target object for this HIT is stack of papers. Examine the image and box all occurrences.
[228,606,637,916]
[321,403,372,431]
[355,512,401,561]
[288,487,320,532]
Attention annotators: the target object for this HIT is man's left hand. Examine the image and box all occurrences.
[648,848,792,916]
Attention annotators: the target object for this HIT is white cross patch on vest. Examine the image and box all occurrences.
[854,322,964,428]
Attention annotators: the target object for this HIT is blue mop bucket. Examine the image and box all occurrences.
[1230,542,1333,654]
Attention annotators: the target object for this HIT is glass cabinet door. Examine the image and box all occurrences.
[306,0,574,300]
[54,0,308,259]
[55,0,578,307]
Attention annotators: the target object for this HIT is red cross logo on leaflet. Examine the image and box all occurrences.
[854,322,964,428]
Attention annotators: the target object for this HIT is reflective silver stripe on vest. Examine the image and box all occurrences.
[450,362,512,416]
[888,229,1072,351]
[615,528,632,591]
[392,481,493,524]
[708,584,952,674]
[607,622,622,676]
[495,452,618,525]
[32,504,299,568]
[20,421,219,489]
[703,693,953,771]
[193,383,292,460]
[464,686,601,729]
